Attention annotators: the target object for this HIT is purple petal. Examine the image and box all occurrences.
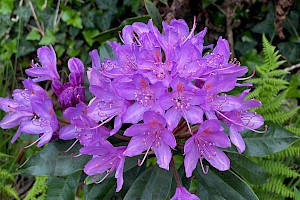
[241,112,264,129]
[165,108,182,131]
[203,147,230,171]
[89,49,101,69]
[184,106,203,124]
[122,103,149,124]
[161,130,176,149]
[184,139,199,178]
[171,186,200,200]
[37,131,53,147]
[209,95,242,112]
[143,111,166,126]
[229,125,245,153]
[123,136,150,157]
[124,124,151,137]
[213,37,230,63]
[68,58,84,86]
[83,157,111,175]
[59,125,77,140]
[153,142,172,170]
[115,158,125,192]
[26,45,59,81]
[0,111,33,129]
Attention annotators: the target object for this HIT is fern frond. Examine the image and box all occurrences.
[24,176,48,200]
[261,34,286,71]
[264,78,289,86]
[285,126,300,136]
[0,184,20,200]
[245,87,263,99]
[257,160,300,178]
[269,146,300,158]
[260,177,294,198]
[0,168,14,181]
[257,90,287,113]
[264,107,300,124]
[267,69,289,77]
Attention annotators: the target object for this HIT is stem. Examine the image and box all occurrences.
[29,0,44,35]
[171,156,182,187]
[113,134,130,141]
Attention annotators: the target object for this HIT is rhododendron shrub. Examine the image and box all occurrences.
[4,18,291,200]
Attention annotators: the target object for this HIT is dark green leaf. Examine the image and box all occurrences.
[228,153,269,185]
[99,43,115,62]
[242,122,299,157]
[0,0,14,14]
[26,28,41,41]
[46,171,81,200]
[61,7,83,29]
[14,5,32,24]
[159,0,168,5]
[251,6,275,39]
[84,177,116,200]
[93,15,150,44]
[17,39,36,57]
[39,29,56,45]
[83,29,100,46]
[295,187,300,200]
[124,165,172,200]
[202,0,217,8]
[144,0,162,29]
[194,164,258,200]
[20,140,90,176]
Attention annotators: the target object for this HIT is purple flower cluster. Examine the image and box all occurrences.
[0,18,265,198]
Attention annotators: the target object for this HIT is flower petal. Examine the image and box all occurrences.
[229,125,245,153]
[153,142,172,170]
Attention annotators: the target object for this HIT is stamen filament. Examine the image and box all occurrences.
[64,139,79,153]
[138,147,151,166]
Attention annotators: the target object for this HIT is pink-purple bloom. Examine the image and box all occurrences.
[80,141,126,192]
[26,46,86,110]
[0,78,59,147]
[184,120,231,177]
[124,111,176,170]
[1,17,266,198]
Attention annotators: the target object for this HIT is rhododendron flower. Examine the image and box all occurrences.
[123,111,176,170]
[184,120,231,177]
[80,141,126,192]
[25,45,59,82]
[0,78,59,146]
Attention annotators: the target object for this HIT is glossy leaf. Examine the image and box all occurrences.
[144,0,162,30]
[228,153,269,185]
[20,140,90,176]
[242,122,299,157]
[39,29,56,45]
[84,177,116,200]
[26,28,41,41]
[124,165,172,200]
[194,164,258,200]
[46,171,81,200]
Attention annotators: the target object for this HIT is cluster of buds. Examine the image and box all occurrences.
[0,18,265,199]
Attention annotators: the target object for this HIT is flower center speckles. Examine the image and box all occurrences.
[134,91,153,107]
[97,99,120,117]
[172,95,191,111]
[21,89,30,100]
[195,137,217,160]
[31,115,50,127]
